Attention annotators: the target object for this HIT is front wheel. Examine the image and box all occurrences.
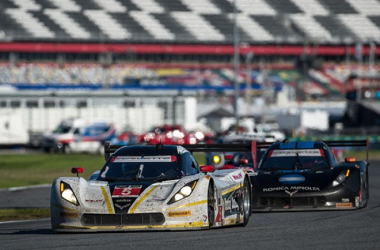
[62,144,72,154]
[207,183,215,228]
[240,176,251,226]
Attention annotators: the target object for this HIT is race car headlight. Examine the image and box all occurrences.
[332,170,349,187]
[213,155,221,164]
[60,182,79,206]
[168,180,197,204]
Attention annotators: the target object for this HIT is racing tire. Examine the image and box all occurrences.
[62,144,71,154]
[362,167,369,208]
[207,182,216,228]
[240,176,251,227]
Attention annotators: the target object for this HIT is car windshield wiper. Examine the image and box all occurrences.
[294,153,302,170]
[135,164,144,181]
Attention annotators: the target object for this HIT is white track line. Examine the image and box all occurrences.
[0,184,51,192]
[0,218,50,224]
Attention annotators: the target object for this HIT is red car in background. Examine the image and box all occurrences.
[139,124,205,145]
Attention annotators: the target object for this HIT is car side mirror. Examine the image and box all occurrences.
[71,167,83,177]
[200,165,214,172]
[239,159,248,165]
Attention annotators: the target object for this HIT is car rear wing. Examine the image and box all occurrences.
[103,141,272,165]
[183,141,272,168]
[323,139,369,162]
[104,138,369,165]
[104,141,124,161]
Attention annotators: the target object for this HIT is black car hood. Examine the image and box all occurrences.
[252,169,334,193]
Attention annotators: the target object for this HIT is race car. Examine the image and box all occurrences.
[185,139,370,211]
[50,142,251,232]
[250,140,369,211]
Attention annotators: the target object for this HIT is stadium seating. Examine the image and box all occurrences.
[0,62,297,92]
[1,61,375,98]
[1,0,380,43]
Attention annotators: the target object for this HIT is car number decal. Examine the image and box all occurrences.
[112,185,142,197]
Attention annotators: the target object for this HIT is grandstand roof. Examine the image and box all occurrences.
[0,0,380,44]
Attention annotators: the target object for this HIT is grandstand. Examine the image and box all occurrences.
[1,0,380,138]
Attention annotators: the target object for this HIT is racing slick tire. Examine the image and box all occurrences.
[362,167,369,208]
[62,144,72,154]
[240,176,251,227]
[207,182,216,228]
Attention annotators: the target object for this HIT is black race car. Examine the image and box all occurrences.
[250,140,369,211]
[184,139,370,211]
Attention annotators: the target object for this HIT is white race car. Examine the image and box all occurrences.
[50,143,251,232]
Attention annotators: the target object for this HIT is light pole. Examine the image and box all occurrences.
[233,0,240,130]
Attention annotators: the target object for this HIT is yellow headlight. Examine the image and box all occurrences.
[213,155,221,164]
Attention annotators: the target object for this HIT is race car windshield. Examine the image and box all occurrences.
[260,149,329,170]
[98,155,182,181]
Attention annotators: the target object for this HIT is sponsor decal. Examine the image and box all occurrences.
[232,173,242,180]
[115,199,132,203]
[85,199,103,203]
[146,199,165,202]
[167,210,191,217]
[336,203,353,208]
[270,149,321,157]
[279,174,306,185]
[60,211,79,218]
[203,215,208,227]
[112,185,142,198]
[115,203,131,210]
[263,186,320,192]
[224,219,236,225]
[215,206,223,223]
[113,155,176,163]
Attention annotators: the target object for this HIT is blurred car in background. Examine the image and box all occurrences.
[138,124,205,145]
[35,118,116,154]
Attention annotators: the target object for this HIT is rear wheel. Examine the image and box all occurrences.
[62,144,71,154]
[207,183,215,228]
[240,176,251,226]
[362,167,369,208]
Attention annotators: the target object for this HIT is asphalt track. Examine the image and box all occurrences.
[0,161,379,250]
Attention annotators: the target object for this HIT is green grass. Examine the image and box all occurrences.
[0,150,376,189]
[0,153,105,188]
[0,208,50,221]
[343,150,373,160]
[0,152,206,189]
